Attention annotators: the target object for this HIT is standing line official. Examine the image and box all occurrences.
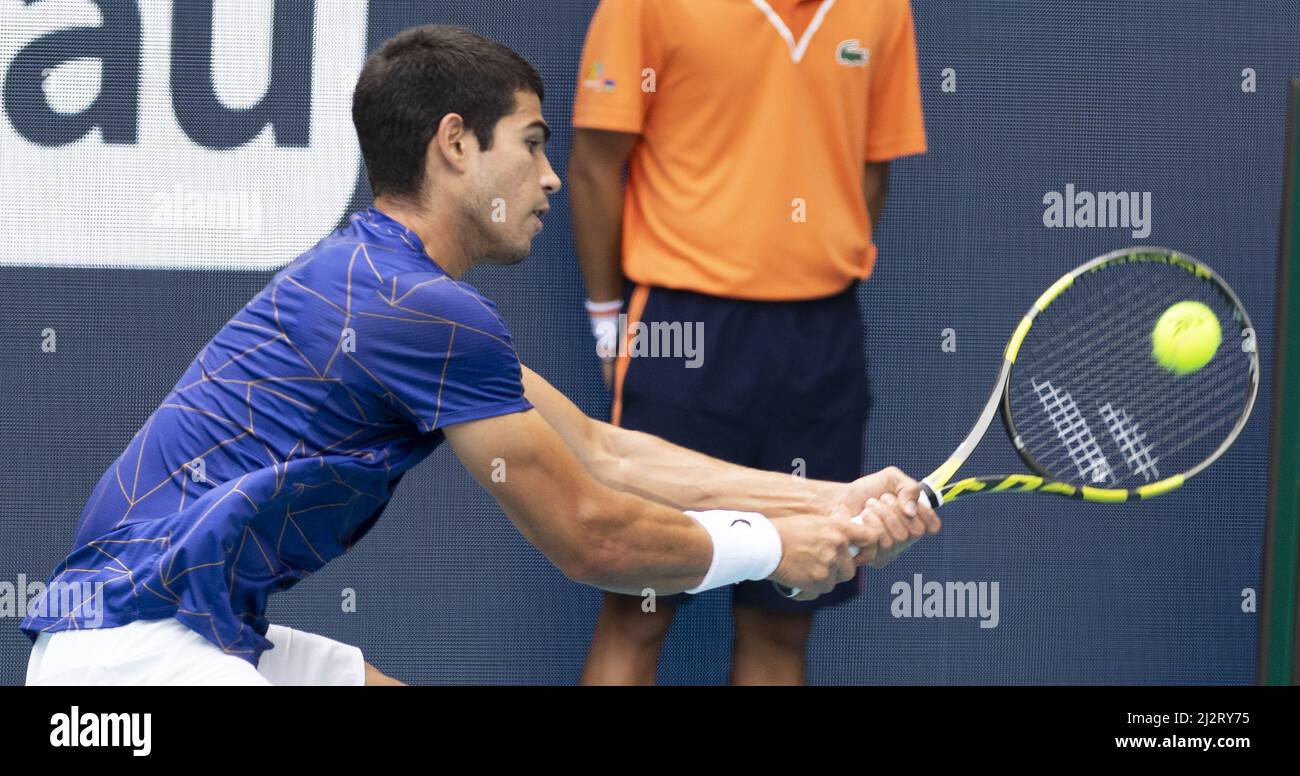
[569,0,928,685]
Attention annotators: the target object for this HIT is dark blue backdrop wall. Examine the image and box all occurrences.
[2,1,1296,684]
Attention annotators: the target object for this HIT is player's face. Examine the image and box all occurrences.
[467,91,560,266]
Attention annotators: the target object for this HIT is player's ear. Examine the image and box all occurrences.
[430,113,471,173]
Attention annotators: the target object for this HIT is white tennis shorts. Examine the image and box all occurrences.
[24,617,365,686]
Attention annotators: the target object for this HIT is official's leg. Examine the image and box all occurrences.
[582,286,763,685]
[729,286,870,685]
[581,592,678,685]
[729,606,814,685]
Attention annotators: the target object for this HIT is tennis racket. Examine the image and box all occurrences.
[779,246,1259,597]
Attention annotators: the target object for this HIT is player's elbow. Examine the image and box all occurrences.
[561,493,630,588]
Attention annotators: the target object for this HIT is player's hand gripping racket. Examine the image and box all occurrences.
[778,247,1259,598]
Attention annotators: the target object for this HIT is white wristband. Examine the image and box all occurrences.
[584,298,623,314]
[586,299,622,361]
[683,510,782,594]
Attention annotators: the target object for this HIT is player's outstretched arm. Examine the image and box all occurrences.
[443,407,887,600]
[519,365,940,565]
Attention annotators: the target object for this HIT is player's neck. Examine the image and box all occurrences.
[371,196,473,279]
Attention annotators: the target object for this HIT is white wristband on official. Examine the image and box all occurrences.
[585,298,622,361]
[683,510,782,594]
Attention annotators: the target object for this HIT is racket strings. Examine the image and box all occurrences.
[1015,354,1248,448]
[1022,389,1244,485]
[1014,320,1248,455]
[1015,374,1248,478]
[1016,332,1248,482]
[1015,346,1248,485]
[1006,260,1254,489]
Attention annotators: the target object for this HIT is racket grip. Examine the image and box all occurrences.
[774,481,943,598]
[919,479,942,510]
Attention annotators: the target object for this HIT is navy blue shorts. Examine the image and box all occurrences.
[613,283,871,612]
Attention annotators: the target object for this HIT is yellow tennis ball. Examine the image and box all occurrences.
[1152,300,1221,374]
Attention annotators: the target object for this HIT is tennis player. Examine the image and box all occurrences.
[570,0,928,683]
[20,25,938,686]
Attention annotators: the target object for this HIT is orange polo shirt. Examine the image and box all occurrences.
[573,0,928,301]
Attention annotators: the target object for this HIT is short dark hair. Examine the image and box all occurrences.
[352,25,545,200]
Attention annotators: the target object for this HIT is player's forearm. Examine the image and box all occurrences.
[520,366,838,518]
[449,409,716,594]
[573,488,715,594]
[586,421,842,518]
[569,144,627,302]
